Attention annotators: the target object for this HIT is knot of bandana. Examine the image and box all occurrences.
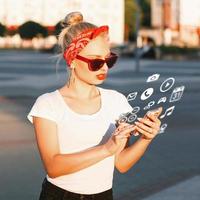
[63,25,109,66]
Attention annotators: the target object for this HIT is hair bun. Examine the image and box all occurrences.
[61,11,83,28]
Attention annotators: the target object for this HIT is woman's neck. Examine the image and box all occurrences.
[63,80,99,100]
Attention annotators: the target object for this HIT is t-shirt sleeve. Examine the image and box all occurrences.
[27,94,57,124]
[117,92,133,115]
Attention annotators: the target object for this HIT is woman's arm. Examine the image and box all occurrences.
[115,111,161,173]
[115,136,152,173]
[33,116,110,178]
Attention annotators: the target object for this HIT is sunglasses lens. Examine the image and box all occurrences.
[90,59,105,71]
[106,55,118,68]
[87,53,118,71]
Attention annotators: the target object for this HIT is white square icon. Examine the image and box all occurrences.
[169,86,185,103]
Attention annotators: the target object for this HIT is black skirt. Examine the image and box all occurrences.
[39,177,113,200]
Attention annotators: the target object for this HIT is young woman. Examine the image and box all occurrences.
[27,12,161,200]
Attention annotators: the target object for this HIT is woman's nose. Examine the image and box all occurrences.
[101,63,109,72]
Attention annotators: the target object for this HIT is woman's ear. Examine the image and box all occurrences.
[69,63,75,69]
[70,60,77,69]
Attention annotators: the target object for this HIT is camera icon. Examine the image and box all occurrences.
[146,74,160,82]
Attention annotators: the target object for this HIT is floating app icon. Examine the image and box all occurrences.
[141,88,154,100]
[146,73,160,82]
[143,101,155,110]
[127,92,138,101]
[169,86,185,103]
[160,77,175,92]
[160,105,175,119]
[118,116,128,124]
[157,97,167,104]
[159,123,168,134]
[131,106,140,114]
[118,112,137,125]
[127,114,137,123]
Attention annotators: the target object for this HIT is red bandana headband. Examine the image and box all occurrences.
[63,25,109,66]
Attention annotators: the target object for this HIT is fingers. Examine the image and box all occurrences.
[134,111,162,139]
[146,112,161,126]
[137,118,154,127]
[135,126,154,139]
[130,130,140,136]
[135,119,160,134]
[116,134,129,139]
[115,120,130,128]
[146,112,157,122]
[135,121,153,134]
[114,125,136,138]
[121,125,136,135]
[115,123,134,132]
[116,122,130,129]
[137,118,159,130]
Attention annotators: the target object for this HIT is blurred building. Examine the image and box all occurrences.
[147,0,200,47]
[0,0,124,45]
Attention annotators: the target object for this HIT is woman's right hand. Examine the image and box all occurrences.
[103,123,136,156]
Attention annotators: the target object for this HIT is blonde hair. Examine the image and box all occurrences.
[52,11,97,79]
[58,11,97,55]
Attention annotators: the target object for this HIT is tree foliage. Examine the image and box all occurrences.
[125,0,137,35]
[18,21,48,39]
[140,0,151,27]
[125,0,151,41]
[0,23,6,37]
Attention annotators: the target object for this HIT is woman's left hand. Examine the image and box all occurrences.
[134,112,161,140]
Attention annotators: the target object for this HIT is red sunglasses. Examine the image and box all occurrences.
[75,52,118,71]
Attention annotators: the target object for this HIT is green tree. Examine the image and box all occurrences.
[18,21,48,39]
[140,0,151,27]
[0,23,6,37]
[125,0,138,41]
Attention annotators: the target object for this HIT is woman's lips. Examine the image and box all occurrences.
[96,74,107,80]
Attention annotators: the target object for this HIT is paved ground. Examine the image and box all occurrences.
[0,50,200,200]
[142,175,200,200]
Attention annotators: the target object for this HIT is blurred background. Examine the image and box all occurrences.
[0,0,199,200]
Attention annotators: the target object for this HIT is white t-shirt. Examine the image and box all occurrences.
[27,86,133,194]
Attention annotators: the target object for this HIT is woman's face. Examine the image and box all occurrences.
[72,34,111,85]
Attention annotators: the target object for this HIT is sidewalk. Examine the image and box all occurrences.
[142,175,200,200]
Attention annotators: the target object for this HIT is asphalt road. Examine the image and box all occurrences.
[0,50,200,200]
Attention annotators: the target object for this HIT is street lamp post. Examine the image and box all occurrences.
[135,0,141,73]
